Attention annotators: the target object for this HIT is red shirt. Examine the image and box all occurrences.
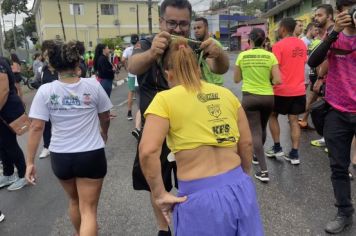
[272,37,307,96]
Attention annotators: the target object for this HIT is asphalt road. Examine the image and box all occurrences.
[1,53,355,236]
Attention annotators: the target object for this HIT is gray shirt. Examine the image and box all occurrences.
[32,59,43,80]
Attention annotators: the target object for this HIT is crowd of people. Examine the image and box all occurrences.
[0,0,355,235]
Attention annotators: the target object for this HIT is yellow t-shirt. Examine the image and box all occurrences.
[236,48,278,95]
[144,82,241,153]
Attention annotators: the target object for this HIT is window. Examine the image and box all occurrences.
[70,3,84,15]
[101,4,118,15]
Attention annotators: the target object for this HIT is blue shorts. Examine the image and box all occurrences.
[173,167,264,236]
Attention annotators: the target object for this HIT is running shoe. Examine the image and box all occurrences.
[311,138,326,147]
[252,155,259,165]
[265,146,285,158]
[284,153,300,165]
[0,211,4,223]
[127,110,133,121]
[255,171,269,182]
[0,174,18,188]
[39,148,50,159]
[7,178,27,191]
[131,128,140,141]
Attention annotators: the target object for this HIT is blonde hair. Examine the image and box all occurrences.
[163,37,202,92]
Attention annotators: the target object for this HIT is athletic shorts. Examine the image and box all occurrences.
[50,148,107,180]
[132,138,178,192]
[274,95,306,115]
[127,76,136,92]
[173,167,264,236]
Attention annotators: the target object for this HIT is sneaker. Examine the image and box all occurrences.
[0,211,5,223]
[255,171,269,182]
[131,128,140,141]
[265,146,285,158]
[7,178,27,191]
[127,111,133,121]
[311,137,326,147]
[252,155,259,165]
[284,154,300,165]
[0,174,18,188]
[325,215,353,234]
[39,148,50,159]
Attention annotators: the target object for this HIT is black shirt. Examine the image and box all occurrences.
[96,55,114,80]
[132,38,169,116]
[0,57,24,122]
[41,64,58,84]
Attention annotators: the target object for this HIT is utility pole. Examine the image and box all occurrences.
[57,0,67,41]
[148,0,152,35]
[96,0,100,42]
[6,20,17,52]
[227,6,231,51]
[136,4,140,35]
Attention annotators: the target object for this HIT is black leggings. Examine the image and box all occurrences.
[0,122,26,178]
[242,92,274,171]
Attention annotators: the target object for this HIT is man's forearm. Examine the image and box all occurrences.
[210,50,229,74]
[128,50,156,75]
[308,31,339,67]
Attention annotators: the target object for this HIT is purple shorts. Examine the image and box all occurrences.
[173,166,264,236]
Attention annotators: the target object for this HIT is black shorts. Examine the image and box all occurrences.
[13,73,22,83]
[309,75,318,92]
[132,138,178,192]
[274,95,306,115]
[50,148,107,180]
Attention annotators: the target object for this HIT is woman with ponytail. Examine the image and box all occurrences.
[26,41,112,236]
[139,37,264,236]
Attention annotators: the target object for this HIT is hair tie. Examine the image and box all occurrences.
[178,44,186,49]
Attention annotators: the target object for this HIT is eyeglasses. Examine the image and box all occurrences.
[161,17,190,30]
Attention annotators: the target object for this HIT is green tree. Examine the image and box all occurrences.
[242,0,265,15]
[22,14,37,44]
[101,37,123,49]
[4,28,25,50]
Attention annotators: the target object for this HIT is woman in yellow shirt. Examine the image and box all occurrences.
[139,37,264,236]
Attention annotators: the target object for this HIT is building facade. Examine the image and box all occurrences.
[263,0,336,42]
[32,0,160,50]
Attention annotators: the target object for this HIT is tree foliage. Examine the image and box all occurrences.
[242,0,265,15]
[1,0,29,16]
[22,14,37,44]
[101,37,123,49]
[4,28,25,50]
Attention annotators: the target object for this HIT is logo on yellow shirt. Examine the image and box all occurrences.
[207,104,221,118]
[197,92,220,103]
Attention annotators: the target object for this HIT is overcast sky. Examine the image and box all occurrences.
[2,0,209,31]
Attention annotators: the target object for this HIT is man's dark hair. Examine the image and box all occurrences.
[280,17,297,34]
[160,0,192,18]
[249,28,266,47]
[305,22,316,34]
[336,0,355,11]
[317,4,334,19]
[195,17,208,26]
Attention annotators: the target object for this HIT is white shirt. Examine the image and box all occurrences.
[29,78,113,153]
[122,46,136,77]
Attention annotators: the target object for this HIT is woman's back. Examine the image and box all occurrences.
[30,78,112,153]
[145,81,242,180]
[236,48,277,95]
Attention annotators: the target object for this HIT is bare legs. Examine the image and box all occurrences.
[60,178,104,236]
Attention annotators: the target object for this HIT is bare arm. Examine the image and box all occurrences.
[233,66,242,83]
[0,73,9,110]
[139,114,169,197]
[15,82,23,101]
[271,64,281,85]
[237,107,253,174]
[98,111,110,143]
[25,119,45,184]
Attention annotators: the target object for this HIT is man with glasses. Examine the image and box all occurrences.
[128,0,229,235]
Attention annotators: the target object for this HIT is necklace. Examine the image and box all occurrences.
[59,73,78,79]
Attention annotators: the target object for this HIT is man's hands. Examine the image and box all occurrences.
[200,38,223,59]
[334,11,353,32]
[149,32,171,60]
[153,192,187,224]
[25,164,37,185]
